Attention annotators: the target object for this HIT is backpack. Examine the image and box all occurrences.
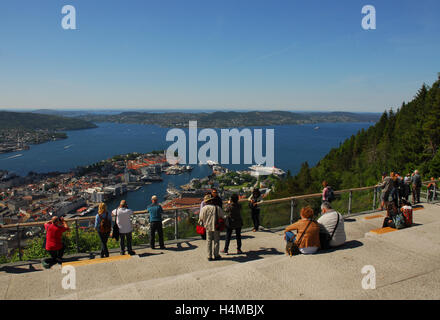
[99,212,112,233]
[392,213,406,230]
[327,187,336,202]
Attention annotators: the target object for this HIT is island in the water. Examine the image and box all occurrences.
[0,111,97,154]
[74,110,380,128]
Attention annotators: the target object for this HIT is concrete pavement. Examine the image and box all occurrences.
[1,202,439,300]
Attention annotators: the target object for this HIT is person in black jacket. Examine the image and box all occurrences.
[210,188,223,208]
[222,194,244,254]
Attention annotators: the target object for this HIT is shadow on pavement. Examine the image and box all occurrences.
[0,263,43,274]
[220,247,284,263]
[316,240,364,255]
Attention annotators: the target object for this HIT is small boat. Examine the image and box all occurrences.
[314,126,320,130]
[64,144,73,149]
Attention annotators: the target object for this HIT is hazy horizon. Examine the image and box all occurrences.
[1,0,439,112]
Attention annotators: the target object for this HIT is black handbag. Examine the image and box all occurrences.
[112,209,120,241]
[319,213,340,249]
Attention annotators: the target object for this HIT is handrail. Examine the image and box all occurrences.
[0,180,437,229]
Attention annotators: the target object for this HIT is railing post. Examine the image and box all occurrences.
[373,187,377,210]
[290,200,295,224]
[174,209,178,240]
[17,225,22,261]
[435,183,437,201]
[348,191,353,215]
[75,219,80,253]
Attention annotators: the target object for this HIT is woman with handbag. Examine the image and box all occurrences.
[222,194,243,255]
[94,202,112,258]
[284,206,320,255]
[198,194,225,261]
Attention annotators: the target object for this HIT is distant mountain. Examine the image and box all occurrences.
[0,111,97,131]
[77,110,380,128]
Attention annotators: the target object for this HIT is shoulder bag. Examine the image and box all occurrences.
[286,220,312,257]
[319,213,340,249]
[112,208,120,241]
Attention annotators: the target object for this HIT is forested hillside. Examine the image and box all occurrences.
[270,74,440,199]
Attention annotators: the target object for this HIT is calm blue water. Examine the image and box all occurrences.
[0,122,373,211]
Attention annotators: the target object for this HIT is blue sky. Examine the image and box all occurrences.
[0,0,439,112]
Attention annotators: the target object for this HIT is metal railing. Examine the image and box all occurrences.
[0,180,438,262]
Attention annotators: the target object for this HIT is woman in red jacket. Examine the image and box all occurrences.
[44,216,70,266]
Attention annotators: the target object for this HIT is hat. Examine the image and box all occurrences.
[204,194,213,203]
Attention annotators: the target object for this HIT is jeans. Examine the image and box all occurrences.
[98,232,110,257]
[150,221,164,248]
[285,231,296,243]
[206,230,220,259]
[251,209,260,230]
[412,186,421,203]
[47,245,65,264]
[120,232,133,253]
[224,227,242,252]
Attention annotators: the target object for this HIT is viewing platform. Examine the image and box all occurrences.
[1,202,439,300]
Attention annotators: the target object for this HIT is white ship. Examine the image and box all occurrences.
[249,164,286,177]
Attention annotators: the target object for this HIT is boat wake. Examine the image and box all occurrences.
[2,154,23,160]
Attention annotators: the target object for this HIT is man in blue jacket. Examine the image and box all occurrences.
[148,195,165,249]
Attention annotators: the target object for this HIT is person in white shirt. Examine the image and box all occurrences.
[317,201,346,248]
[112,200,135,255]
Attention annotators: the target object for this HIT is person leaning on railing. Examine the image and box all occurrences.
[427,177,437,202]
[94,202,112,258]
[43,216,69,267]
[284,207,321,255]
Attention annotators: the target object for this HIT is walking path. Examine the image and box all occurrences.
[1,202,440,300]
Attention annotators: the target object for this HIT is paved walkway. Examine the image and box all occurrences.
[1,202,440,300]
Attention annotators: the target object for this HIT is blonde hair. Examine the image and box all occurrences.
[98,202,107,215]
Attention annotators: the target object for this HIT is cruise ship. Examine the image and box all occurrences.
[249,164,286,177]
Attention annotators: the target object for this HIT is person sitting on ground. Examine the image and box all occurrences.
[44,216,69,267]
[112,200,136,256]
[400,199,413,227]
[94,202,112,258]
[148,195,165,250]
[222,194,243,255]
[248,187,263,232]
[317,201,346,249]
[284,206,321,255]
[198,194,225,261]
[382,202,398,228]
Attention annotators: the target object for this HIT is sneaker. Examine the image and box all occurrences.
[207,257,213,261]
[120,251,125,255]
[56,258,63,264]
[237,249,243,254]
[214,256,222,260]
[128,251,136,256]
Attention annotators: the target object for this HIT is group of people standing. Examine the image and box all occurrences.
[377,170,424,209]
[42,196,166,268]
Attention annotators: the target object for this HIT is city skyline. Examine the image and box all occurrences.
[0,0,439,112]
